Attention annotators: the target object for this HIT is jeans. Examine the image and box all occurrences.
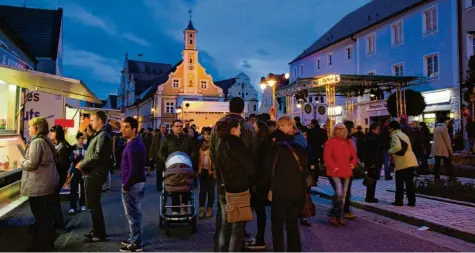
[122,182,145,247]
[251,192,266,242]
[199,170,216,208]
[52,175,66,230]
[218,195,246,252]
[84,173,107,238]
[271,195,303,252]
[434,156,454,179]
[29,195,55,251]
[395,168,416,205]
[70,171,86,209]
[328,177,350,219]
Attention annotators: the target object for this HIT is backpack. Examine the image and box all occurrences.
[395,137,408,156]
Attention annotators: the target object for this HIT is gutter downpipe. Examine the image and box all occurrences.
[457,0,466,144]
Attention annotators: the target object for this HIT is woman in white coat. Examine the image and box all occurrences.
[431,119,454,180]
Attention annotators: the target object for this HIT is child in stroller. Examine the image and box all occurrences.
[160,152,197,234]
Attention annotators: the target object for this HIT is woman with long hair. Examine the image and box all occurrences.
[197,127,214,219]
[323,123,357,226]
[21,117,58,251]
[49,125,72,231]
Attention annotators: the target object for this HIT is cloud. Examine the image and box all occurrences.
[142,0,371,88]
[63,4,151,47]
[256,49,271,57]
[62,46,121,84]
[240,60,252,69]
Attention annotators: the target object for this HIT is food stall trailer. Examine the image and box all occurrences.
[276,74,424,135]
[0,65,101,218]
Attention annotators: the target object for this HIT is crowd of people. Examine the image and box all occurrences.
[17,96,456,252]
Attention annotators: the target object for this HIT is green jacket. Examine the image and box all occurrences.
[81,125,113,175]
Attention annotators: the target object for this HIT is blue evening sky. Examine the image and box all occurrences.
[0,0,370,99]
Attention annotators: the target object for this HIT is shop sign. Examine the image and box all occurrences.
[367,102,387,112]
[422,89,451,105]
[23,90,65,139]
[327,106,343,116]
[0,47,31,69]
[311,75,341,87]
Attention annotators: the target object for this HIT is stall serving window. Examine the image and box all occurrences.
[0,82,21,133]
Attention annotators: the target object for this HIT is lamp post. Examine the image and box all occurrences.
[260,73,289,120]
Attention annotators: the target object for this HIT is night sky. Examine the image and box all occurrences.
[0,0,370,99]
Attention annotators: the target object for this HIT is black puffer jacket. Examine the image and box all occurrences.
[364,132,383,167]
[216,135,254,195]
[55,142,72,181]
[265,131,308,200]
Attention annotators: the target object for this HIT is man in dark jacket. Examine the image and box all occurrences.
[77,111,113,243]
[364,123,383,203]
[410,121,425,176]
[159,120,196,214]
[380,121,393,180]
[210,97,257,252]
[151,123,168,191]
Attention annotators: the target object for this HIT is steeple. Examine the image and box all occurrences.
[184,9,197,32]
[184,9,197,50]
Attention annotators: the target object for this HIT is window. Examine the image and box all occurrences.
[391,21,403,46]
[172,79,180,88]
[425,54,439,78]
[165,101,175,113]
[423,7,438,34]
[393,64,404,76]
[190,40,193,44]
[367,71,376,75]
[469,35,475,58]
[292,67,297,78]
[345,46,352,61]
[309,96,313,103]
[200,80,208,89]
[366,34,375,55]
[190,34,193,38]
[253,104,257,112]
[316,58,321,71]
[327,53,333,67]
[465,0,475,9]
[299,65,304,77]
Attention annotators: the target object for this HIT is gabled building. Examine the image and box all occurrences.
[215,72,259,116]
[121,16,224,130]
[288,0,461,131]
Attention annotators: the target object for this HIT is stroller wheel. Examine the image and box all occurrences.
[190,216,197,234]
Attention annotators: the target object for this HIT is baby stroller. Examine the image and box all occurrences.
[159,151,197,235]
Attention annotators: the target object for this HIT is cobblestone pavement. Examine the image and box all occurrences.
[311,176,475,242]
[1,174,474,252]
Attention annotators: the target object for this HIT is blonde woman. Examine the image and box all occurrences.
[267,115,308,252]
[323,123,357,226]
[20,117,59,251]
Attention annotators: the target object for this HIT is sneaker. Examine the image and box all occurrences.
[198,208,205,219]
[391,202,403,207]
[408,202,416,207]
[205,208,213,218]
[172,211,179,216]
[343,212,356,220]
[69,208,76,215]
[365,198,379,203]
[328,216,338,226]
[120,240,132,247]
[80,206,87,212]
[246,240,266,250]
[83,235,107,243]
[120,243,143,252]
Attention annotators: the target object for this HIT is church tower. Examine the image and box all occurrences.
[183,10,198,93]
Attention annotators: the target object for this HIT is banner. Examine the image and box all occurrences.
[23,90,65,139]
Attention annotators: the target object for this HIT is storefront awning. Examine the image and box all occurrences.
[0,65,101,104]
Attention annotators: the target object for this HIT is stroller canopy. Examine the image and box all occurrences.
[165,151,193,169]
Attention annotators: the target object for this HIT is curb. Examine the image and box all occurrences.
[310,188,475,244]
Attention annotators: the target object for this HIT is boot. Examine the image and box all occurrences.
[199,207,205,219]
[205,208,213,218]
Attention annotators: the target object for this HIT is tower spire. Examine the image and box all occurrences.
[188,9,192,21]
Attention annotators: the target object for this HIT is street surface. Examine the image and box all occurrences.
[1,174,474,252]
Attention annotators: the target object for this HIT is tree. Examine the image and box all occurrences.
[463,55,475,104]
[386,89,426,117]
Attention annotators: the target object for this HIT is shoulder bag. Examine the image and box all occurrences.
[218,149,253,223]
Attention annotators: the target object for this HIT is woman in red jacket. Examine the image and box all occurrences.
[323,123,357,226]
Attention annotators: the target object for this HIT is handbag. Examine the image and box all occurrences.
[218,163,253,223]
[269,142,316,218]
